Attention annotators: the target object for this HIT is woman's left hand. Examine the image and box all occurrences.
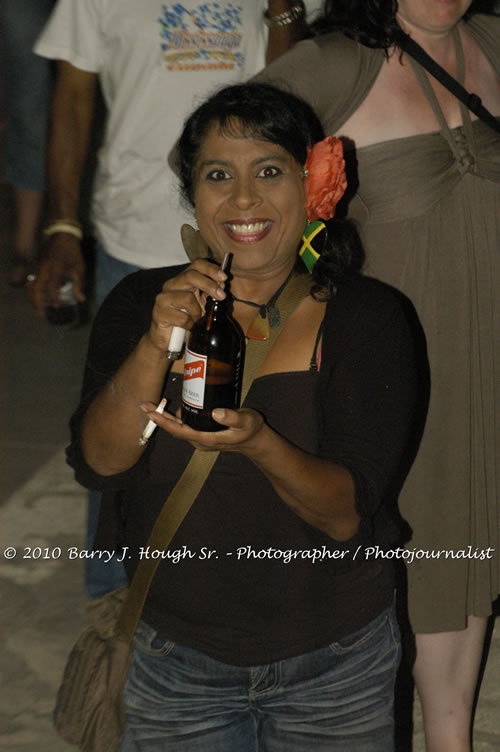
[140,403,266,453]
[141,399,359,541]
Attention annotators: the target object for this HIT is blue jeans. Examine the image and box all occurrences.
[85,244,141,596]
[1,0,55,190]
[120,600,400,751]
[94,242,142,309]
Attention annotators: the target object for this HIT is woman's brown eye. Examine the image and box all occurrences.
[208,169,229,181]
[259,166,280,178]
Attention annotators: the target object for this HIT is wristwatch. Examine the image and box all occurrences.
[264,2,305,28]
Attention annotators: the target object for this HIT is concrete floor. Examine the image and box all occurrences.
[0,182,498,750]
[0,187,91,499]
[0,183,91,750]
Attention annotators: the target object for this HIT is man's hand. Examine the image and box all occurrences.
[28,234,86,314]
[28,61,97,315]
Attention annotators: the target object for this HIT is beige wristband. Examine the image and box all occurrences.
[43,220,83,241]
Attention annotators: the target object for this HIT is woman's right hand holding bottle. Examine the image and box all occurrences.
[145,260,227,353]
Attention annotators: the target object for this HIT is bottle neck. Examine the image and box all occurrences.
[205,295,225,312]
[203,295,227,328]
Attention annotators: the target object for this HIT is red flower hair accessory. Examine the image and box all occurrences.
[303,136,347,221]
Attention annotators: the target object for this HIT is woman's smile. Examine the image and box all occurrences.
[222,219,273,244]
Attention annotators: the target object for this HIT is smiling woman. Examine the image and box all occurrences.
[192,125,307,279]
[67,83,421,751]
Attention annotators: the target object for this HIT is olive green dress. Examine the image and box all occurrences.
[259,14,500,632]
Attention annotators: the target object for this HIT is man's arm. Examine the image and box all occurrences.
[30,61,97,313]
[265,1,308,64]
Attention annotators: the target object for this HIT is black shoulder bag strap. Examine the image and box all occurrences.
[398,32,500,136]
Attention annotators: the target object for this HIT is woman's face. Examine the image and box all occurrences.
[193,120,307,279]
[397,0,473,35]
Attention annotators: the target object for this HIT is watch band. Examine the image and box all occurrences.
[264,2,305,28]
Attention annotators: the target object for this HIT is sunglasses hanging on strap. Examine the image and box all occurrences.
[398,32,500,136]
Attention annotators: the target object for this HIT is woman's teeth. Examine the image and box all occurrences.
[225,221,270,234]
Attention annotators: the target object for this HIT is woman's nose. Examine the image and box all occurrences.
[230,177,260,209]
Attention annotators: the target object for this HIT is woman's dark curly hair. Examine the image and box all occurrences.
[177,83,364,298]
[311,0,400,49]
[311,0,478,51]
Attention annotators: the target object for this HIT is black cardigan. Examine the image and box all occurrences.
[67,268,423,665]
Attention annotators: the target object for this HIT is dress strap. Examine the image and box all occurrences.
[406,25,476,161]
[309,319,325,373]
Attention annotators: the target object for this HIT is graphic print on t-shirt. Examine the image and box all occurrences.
[158,3,244,71]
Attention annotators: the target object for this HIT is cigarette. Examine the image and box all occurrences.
[139,397,167,445]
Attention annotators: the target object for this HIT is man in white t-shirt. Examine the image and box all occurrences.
[31,0,321,311]
[31,0,321,597]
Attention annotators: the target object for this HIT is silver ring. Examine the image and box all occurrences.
[26,273,37,282]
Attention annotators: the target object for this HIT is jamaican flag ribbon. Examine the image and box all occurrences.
[299,220,326,273]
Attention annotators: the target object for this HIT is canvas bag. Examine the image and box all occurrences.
[53,586,130,748]
[53,272,312,751]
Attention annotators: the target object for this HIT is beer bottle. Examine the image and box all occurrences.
[181,291,245,432]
